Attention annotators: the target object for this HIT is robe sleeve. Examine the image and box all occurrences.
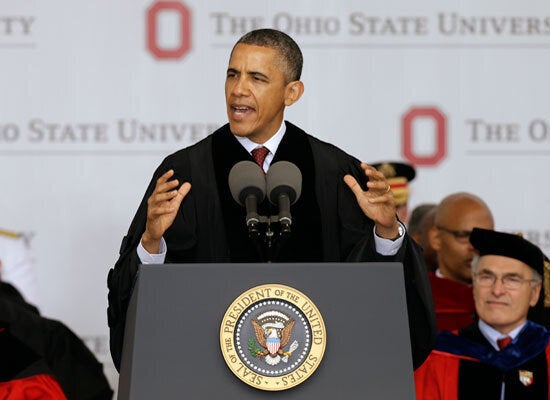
[346,233,437,369]
[414,351,461,400]
[340,160,437,370]
[106,154,184,371]
[1,290,113,400]
[308,136,437,369]
[106,164,158,371]
[107,143,213,370]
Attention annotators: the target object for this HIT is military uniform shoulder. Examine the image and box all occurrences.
[0,229,32,247]
[0,228,22,239]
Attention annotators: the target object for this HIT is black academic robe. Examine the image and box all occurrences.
[0,327,67,399]
[0,282,113,400]
[415,321,550,400]
[107,121,436,371]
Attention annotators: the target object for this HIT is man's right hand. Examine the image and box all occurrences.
[141,169,191,254]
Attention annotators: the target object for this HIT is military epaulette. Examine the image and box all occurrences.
[0,229,21,239]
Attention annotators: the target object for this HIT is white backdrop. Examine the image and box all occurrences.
[2,0,550,392]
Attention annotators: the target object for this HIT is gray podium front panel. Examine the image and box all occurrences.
[118,263,416,399]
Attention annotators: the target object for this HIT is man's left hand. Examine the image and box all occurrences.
[344,162,399,239]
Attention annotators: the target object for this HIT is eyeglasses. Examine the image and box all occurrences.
[474,272,539,290]
[436,226,472,243]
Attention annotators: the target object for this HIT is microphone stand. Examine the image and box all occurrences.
[247,214,292,262]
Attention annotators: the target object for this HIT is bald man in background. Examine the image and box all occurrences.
[415,228,549,400]
[428,192,494,331]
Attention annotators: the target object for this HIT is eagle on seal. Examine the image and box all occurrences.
[251,318,295,358]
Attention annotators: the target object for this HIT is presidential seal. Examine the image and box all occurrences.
[220,284,326,391]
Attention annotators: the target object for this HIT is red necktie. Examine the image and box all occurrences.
[497,336,512,350]
[251,146,269,171]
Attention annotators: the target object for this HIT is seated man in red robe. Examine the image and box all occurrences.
[415,228,550,400]
[428,192,494,331]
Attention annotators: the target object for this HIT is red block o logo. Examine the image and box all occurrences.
[146,1,191,60]
[402,106,447,166]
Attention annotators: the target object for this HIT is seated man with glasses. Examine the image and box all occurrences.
[415,228,549,400]
[427,192,494,331]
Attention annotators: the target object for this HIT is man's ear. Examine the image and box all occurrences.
[428,226,441,251]
[284,80,304,106]
[529,281,542,307]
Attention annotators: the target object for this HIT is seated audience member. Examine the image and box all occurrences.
[0,325,67,399]
[0,269,113,399]
[0,228,40,307]
[409,203,437,272]
[428,192,494,331]
[415,228,549,400]
[372,161,416,225]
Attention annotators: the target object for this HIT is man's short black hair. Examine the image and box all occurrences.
[408,203,437,235]
[233,28,303,83]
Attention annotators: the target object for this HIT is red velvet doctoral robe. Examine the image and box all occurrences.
[415,322,550,400]
[0,283,113,400]
[0,374,67,400]
[429,272,475,331]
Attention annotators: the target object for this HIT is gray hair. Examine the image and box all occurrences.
[472,256,542,284]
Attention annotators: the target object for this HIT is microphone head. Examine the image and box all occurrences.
[266,161,302,205]
[228,161,266,205]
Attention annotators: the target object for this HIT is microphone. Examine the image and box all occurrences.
[266,161,302,232]
[228,161,266,232]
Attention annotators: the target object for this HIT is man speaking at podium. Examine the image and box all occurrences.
[107,28,436,371]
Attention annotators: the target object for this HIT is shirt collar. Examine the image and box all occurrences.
[234,121,286,160]
[478,319,526,351]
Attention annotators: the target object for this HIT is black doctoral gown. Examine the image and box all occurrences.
[0,282,113,400]
[107,121,436,370]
